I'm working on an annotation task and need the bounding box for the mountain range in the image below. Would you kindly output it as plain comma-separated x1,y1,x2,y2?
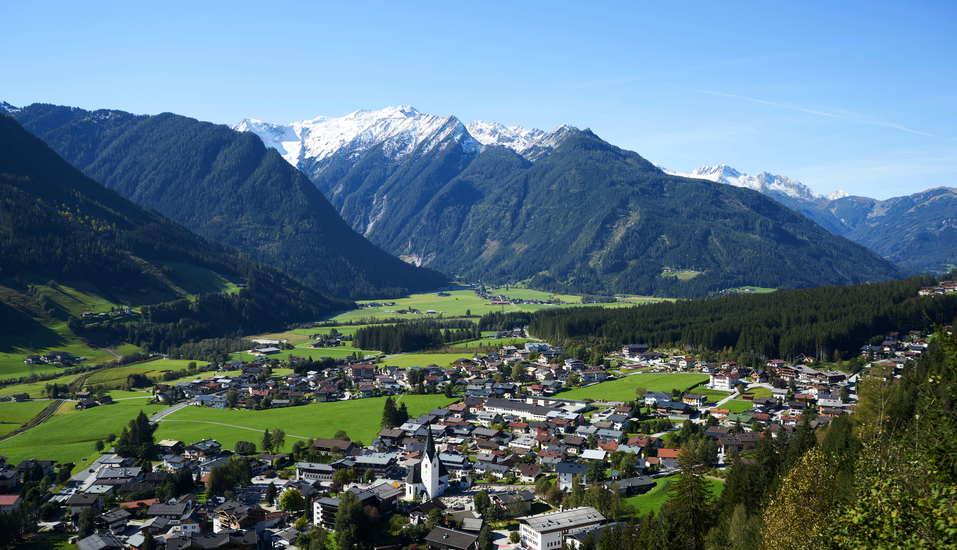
234,106,908,297
8,103,447,300
662,164,957,273
0,113,351,349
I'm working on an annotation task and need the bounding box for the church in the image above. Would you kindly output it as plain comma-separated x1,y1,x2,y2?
405,427,448,500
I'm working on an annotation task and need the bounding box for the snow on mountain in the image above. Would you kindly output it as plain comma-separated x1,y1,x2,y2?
0,101,19,115
235,106,482,171
658,163,845,203
236,106,578,173
466,121,575,161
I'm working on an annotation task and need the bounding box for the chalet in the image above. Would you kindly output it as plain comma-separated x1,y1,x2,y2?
425,527,479,550
622,344,650,357
718,433,762,454
682,394,706,407
657,448,680,469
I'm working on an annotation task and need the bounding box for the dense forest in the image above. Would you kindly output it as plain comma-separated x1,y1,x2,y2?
12,104,447,300
475,275,957,360
0,114,351,350
352,320,482,354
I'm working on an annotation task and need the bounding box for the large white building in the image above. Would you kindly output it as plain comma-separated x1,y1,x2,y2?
405,428,447,500
518,507,606,550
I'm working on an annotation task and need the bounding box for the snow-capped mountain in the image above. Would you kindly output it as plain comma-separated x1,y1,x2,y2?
465,121,575,161
235,106,482,172
0,101,19,115
235,106,577,173
659,164,848,203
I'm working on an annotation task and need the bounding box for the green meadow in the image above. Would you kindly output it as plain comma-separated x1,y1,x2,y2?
0,397,164,472
624,476,724,515
561,373,710,402
155,394,456,452
0,400,52,437
379,353,477,370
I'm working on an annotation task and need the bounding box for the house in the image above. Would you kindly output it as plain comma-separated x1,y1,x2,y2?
76,399,99,411
425,527,479,550
717,433,763,454
67,493,103,516
657,448,681,469
76,534,124,550
555,461,588,491
517,464,542,483
518,507,605,550
94,508,132,531
296,462,335,482
0,495,20,513
682,394,706,408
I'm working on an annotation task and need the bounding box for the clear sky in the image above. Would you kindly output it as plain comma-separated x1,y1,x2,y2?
3,0,954,199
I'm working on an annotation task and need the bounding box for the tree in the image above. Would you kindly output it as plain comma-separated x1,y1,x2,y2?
264,482,277,504
95,440,105,452
381,397,400,428
634,386,648,401
272,428,286,453
279,489,305,512
335,490,365,550
77,507,96,537
426,508,444,529
478,525,494,550
664,448,713,550
334,430,350,441
762,447,837,549
226,389,238,408
143,532,157,550
511,363,525,383
586,461,606,483
363,468,376,483
510,531,520,544
262,429,273,455
114,410,158,462
235,441,257,455
474,491,491,516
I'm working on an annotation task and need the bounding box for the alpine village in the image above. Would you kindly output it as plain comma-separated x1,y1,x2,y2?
1,97,956,550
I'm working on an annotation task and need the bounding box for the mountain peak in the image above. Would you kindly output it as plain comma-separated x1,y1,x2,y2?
660,163,838,202
0,101,19,115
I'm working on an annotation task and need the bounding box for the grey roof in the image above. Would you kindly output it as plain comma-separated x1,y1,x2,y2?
519,506,605,532
77,534,124,550
425,527,478,550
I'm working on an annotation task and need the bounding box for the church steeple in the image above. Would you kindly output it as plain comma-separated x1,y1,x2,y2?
425,424,437,462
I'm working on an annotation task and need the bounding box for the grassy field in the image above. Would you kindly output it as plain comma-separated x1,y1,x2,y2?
661,270,702,280
379,353,478,370
719,400,756,414
0,400,51,437
743,387,773,398
0,373,86,399
724,287,776,294
326,287,666,324
85,362,176,388
561,374,710,402
156,394,456,452
0,397,164,472
449,338,533,348
624,476,725,516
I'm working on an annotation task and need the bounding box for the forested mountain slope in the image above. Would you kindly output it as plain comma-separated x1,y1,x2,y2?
0,114,351,348
11,104,447,299
237,106,909,297
310,128,908,297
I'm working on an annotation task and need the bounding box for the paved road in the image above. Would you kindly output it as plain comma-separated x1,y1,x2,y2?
149,401,189,423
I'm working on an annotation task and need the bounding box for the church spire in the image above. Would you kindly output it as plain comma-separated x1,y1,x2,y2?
425,423,437,461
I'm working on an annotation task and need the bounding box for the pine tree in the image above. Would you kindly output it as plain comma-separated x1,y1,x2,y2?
262,429,273,455
664,449,713,550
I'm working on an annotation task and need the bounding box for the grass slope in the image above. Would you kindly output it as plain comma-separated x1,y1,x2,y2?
0,398,164,472
561,374,709,402
624,475,725,516
155,395,456,452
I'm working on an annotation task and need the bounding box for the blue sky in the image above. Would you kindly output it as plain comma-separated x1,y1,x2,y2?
3,0,954,199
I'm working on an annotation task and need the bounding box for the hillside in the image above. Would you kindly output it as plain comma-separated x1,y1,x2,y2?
237,108,909,297
662,163,957,273
10,103,448,300
0,114,352,370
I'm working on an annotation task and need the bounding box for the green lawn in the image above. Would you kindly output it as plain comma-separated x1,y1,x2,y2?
561,374,710,402
624,476,724,516
380,353,477,370
450,338,533,348
743,387,772,398
718,400,756,414
155,394,456,452
691,387,735,400
0,397,164,472
0,400,51,436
